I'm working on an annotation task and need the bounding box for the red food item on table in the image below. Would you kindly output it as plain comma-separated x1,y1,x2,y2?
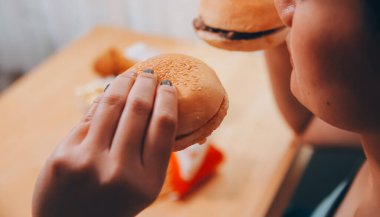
165,143,224,199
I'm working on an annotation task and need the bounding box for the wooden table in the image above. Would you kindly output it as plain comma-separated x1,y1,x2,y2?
0,26,298,217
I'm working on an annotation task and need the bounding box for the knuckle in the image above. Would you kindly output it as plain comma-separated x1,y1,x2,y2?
46,148,103,185
92,96,102,104
138,73,155,80
75,154,95,172
160,86,176,97
66,124,88,142
100,94,125,108
157,113,177,130
80,96,102,124
48,152,75,177
82,112,95,123
73,148,102,172
51,150,95,176
129,98,152,115
117,72,136,80
101,162,125,185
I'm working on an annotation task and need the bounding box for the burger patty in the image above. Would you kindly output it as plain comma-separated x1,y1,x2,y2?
193,17,283,40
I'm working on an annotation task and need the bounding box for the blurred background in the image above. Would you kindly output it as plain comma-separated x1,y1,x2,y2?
0,0,200,91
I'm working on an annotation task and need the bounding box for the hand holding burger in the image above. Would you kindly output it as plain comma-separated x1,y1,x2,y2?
32,54,228,217
128,54,228,151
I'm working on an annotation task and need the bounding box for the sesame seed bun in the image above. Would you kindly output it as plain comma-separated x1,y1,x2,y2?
128,53,228,151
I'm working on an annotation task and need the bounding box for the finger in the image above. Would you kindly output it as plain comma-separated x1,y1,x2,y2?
85,71,136,149
81,96,102,124
111,70,158,165
143,81,177,176
61,96,102,147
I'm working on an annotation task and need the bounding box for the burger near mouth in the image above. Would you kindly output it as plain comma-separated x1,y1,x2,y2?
193,17,284,40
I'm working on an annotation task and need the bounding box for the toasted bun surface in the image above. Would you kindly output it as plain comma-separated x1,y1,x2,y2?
200,0,283,32
128,54,228,151
195,0,287,51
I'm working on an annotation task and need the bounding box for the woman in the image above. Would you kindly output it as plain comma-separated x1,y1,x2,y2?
273,0,380,216
32,0,380,216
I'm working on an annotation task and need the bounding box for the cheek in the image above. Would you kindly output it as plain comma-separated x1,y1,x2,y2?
289,22,324,113
288,4,373,131
288,0,380,133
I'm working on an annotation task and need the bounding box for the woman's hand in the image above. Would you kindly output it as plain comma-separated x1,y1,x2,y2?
32,70,178,217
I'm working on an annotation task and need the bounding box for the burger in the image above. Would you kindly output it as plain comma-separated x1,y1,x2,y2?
128,53,228,151
193,0,288,51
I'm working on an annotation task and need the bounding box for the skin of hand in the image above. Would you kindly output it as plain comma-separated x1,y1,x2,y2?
32,70,178,217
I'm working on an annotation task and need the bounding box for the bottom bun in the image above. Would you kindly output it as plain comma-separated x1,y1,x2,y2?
195,27,289,51
174,96,228,151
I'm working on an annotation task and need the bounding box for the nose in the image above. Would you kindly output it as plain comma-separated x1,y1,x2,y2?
274,0,296,27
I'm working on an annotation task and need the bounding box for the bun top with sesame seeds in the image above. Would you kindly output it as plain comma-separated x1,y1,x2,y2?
128,53,228,151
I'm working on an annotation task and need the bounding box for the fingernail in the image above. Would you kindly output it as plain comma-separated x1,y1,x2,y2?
143,68,154,74
160,80,172,86
104,83,110,92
